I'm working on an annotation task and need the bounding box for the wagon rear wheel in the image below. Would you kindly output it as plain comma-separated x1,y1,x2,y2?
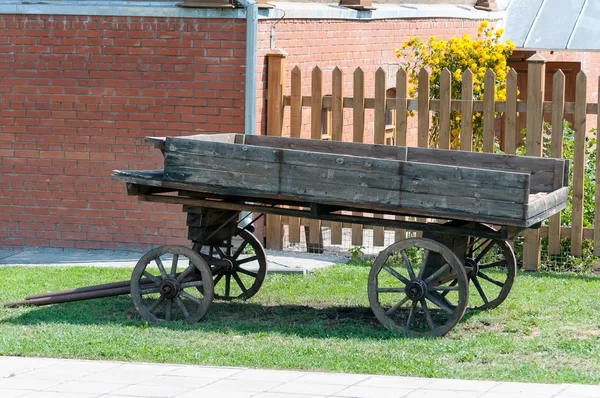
368,238,469,337
130,245,214,324
193,228,267,301
425,222,517,310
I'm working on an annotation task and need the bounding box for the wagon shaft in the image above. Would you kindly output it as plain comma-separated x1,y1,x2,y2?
4,279,154,308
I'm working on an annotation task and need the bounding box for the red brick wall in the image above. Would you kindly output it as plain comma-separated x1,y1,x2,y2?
255,18,490,146
0,14,246,249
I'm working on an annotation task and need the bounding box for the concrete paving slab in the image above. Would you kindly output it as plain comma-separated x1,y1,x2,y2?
0,248,345,275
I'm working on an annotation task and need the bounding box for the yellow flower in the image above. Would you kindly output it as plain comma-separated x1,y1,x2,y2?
480,20,489,29
495,28,504,38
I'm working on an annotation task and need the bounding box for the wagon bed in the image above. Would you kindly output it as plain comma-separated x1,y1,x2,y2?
113,133,569,231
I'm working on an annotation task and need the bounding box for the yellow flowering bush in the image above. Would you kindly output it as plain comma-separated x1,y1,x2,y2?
395,20,516,150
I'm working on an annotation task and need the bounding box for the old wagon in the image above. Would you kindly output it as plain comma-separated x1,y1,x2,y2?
7,134,569,336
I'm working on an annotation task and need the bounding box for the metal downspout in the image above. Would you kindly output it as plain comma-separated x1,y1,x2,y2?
237,0,258,135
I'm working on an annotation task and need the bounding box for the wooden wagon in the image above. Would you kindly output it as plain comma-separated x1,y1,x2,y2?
7,134,569,336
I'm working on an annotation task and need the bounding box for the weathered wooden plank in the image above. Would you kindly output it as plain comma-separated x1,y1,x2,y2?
524,189,570,227
311,67,323,140
418,68,430,148
407,147,562,192
526,187,569,218
396,68,408,147
461,69,474,152
439,68,451,150
290,66,303,138
353,67,365,144
483,69,496,153
548,70,565,255
244,135,407,160
504,69,518,155
571,71,587,256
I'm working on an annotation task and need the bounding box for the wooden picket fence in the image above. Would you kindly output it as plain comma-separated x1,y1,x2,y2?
265,51,600,270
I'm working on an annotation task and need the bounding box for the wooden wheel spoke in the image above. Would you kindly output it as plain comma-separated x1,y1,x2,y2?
237,267,258,278
232,272,248,295
174,297,190,318
385,296,410,316
401,250,416,279
405,301,417,331
148,295,165,313
180,290,202,305
377,287,405,293
421,299,435,331
214,246,227,259
433,285,459,292
479,260,506,269
237,256,258,266
225,274,231,297
180,280,204,289
418,250,430,278
140,287,160,295
176,265,195,282
441,279,458,297
155,257,168,279
142,271,162,285
472,276,489,305
426,292,455,314
475,240,495,263
383,265,410,285
472,238,489,255
213,273,224,286
170,255,179,277
232,240,249,260
477,271,505,288
165,299,172,321
424,263,450,284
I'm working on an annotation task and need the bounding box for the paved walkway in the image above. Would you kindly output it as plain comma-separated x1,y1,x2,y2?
1,356,599,398
1,248,600,397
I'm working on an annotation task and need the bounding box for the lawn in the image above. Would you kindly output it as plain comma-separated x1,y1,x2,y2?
1,264,600,384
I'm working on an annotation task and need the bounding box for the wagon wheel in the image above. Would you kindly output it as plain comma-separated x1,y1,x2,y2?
368,238,469,337
425,222,517,310
130,245,214,324
193,228,267,301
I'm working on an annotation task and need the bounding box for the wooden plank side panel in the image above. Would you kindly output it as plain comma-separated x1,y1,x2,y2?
571,71,587,256
548,70,565,255
460,69,474,152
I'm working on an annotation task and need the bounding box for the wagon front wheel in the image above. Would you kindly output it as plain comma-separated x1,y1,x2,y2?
130,245,214,324
368,238,469,337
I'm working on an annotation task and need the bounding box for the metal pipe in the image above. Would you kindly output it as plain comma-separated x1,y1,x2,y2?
236,0,258,135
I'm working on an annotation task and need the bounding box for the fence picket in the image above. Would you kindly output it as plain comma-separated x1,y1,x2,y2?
309,66,324,250
483,69,496,153
287,66,303,244
330,67,344,245
460,69,474,151
373,68,386,246
504,68,518,154
596,77,600,255
352,67,365,246
439,68,452,149
548,70,565,255
571,71,587,256
395,68,408,242
418,68,430,148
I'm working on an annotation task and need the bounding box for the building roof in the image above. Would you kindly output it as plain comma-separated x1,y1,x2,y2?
505,0,600,51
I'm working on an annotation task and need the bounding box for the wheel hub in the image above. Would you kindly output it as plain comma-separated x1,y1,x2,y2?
465,258,479,278
159,278,180,299
405,279,428,301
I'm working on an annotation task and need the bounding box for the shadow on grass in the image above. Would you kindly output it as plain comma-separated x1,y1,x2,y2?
517,270,600,282
0,296,477,340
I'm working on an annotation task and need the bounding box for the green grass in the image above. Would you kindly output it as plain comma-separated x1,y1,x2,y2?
1,264,600,384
